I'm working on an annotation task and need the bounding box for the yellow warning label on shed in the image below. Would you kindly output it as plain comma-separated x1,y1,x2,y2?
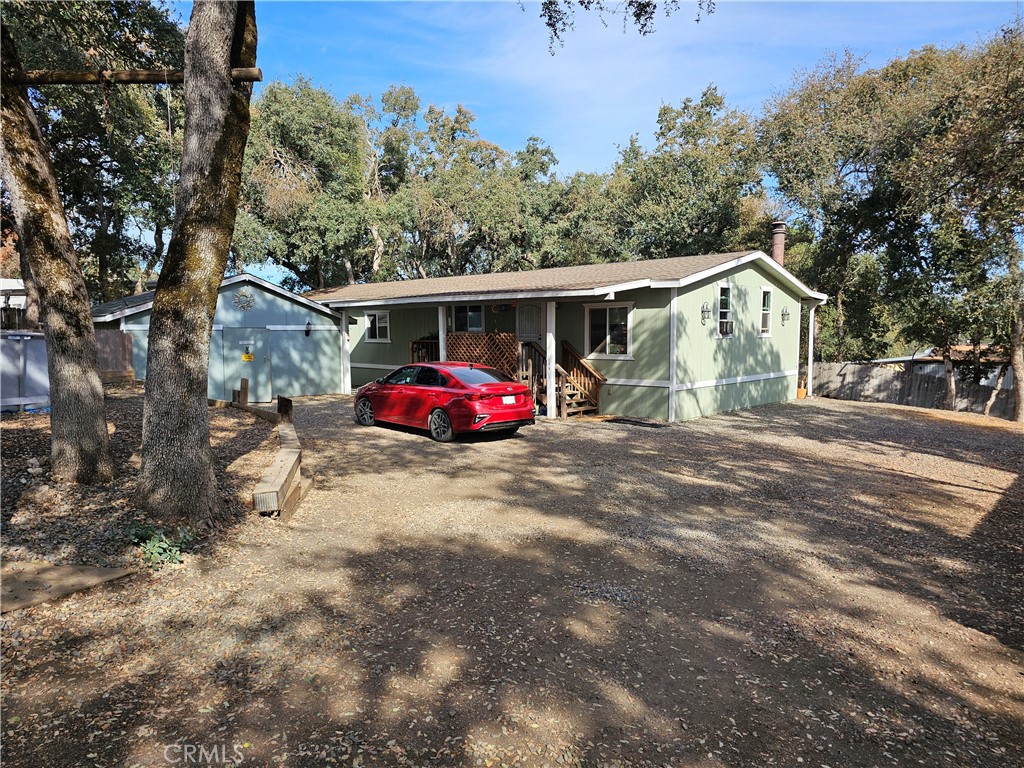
241,353,254,362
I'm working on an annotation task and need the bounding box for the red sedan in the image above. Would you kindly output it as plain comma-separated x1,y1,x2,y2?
354,362,535,442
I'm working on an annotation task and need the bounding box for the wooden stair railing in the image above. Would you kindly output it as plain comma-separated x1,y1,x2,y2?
560,341,605,410
553,364,600,418
518,340,604,418
518,340,547,407
410,339,440,363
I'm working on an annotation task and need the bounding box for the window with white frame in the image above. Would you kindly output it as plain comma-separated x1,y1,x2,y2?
453,305,484,333
585,302,632,358
760,288,773,336
717,285,734,338
366,310,390,342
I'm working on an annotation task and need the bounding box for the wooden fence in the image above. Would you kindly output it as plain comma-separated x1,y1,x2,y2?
95,329,134,383
445,332,520,378
813,361,1015,420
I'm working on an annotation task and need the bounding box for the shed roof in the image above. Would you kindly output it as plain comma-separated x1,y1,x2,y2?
91,273,340,323
309,251,827,308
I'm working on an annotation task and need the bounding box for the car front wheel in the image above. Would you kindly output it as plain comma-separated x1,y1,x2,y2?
428,408,455,442
355,398,375,426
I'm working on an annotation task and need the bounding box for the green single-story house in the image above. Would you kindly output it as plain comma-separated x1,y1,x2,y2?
91,274,345,402
309,245,828,421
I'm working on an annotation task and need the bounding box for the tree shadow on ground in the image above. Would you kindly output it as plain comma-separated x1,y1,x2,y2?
0,384,275,569
2,395,1022,767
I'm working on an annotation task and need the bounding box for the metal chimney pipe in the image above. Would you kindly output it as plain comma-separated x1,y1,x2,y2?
771,221,787,267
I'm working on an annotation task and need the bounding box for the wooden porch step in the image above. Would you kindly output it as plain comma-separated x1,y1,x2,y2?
565,404,599,415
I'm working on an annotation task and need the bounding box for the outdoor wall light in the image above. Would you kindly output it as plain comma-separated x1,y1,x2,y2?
781,306,791,326
700,301,712,325
304,320,312,336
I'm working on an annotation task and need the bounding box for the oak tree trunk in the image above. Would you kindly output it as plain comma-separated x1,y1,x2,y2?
941,346,957,410
1009,311,1024,423
139,1,257,527
16,237,40,326
0,27,113,484
983,363,1007,417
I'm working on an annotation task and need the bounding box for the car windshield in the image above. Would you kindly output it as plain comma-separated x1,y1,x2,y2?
451,366,514,385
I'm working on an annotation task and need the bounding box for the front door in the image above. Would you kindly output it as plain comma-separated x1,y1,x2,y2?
516,303,544,343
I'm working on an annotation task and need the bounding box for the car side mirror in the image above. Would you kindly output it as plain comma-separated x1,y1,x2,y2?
374,377,383,384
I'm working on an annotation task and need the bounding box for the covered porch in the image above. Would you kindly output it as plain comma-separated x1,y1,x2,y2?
409,318,604,418
334,297,604,419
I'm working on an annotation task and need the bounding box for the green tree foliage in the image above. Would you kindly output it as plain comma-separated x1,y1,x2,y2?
239,84,574,287
233,77,364,290
610,86,764,260
238,80,773,288
761,23,1023,418
1,0,184,301
760,51,897,361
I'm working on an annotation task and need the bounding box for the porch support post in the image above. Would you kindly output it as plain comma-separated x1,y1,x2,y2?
437,306,447,361
668,288,678,421
545,300,557,419
806,301,818,397
340,310,351,394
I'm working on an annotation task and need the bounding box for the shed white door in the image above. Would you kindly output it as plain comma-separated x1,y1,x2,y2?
516,304,544,343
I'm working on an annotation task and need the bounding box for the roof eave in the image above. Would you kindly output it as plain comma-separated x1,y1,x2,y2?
320,252,828,309
92,273,342,323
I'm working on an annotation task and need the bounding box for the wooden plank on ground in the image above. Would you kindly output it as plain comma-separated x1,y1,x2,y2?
278,421,301,453
279,473,313,523
207,399,280,423
252,448,301,513
1,562,134,613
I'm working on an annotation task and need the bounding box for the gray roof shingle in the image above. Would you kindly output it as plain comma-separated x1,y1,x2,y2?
309,251,760,304
91,290,156,319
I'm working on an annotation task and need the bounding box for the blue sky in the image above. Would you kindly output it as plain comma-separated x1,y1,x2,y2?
189,1,1021,176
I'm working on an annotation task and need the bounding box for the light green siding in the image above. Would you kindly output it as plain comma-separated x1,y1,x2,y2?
549,264,802,421
342,263,806,420
600,384,670,420
349,306,438,386
671,262,802,420
348,302,519,387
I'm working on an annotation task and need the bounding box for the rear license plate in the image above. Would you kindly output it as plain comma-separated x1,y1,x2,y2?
502,395,516,405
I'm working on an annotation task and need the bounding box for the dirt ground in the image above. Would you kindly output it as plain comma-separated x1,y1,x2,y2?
1,391,1022,767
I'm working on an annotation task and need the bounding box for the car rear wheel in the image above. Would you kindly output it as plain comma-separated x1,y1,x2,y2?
428,408,454,442
355,398,375,426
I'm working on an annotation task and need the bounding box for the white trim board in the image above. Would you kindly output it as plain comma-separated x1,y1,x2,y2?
1,396,50,407
350,363,400,371
601,369,797,392
265,325,340,331
673,369,797,392
603,378,671,388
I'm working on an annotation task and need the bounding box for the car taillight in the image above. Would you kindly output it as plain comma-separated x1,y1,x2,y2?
465,393,493,401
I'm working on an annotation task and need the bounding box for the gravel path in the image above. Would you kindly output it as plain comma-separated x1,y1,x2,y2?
2,393,1022,767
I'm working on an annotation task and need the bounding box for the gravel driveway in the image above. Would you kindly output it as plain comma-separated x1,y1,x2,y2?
2,395,1022,767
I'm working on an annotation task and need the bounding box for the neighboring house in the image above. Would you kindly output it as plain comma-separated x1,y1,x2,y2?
0,278,30,330
310,247,828,421
91,274,345,402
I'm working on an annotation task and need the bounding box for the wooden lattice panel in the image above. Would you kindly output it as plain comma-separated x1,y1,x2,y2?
447,332,520,378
